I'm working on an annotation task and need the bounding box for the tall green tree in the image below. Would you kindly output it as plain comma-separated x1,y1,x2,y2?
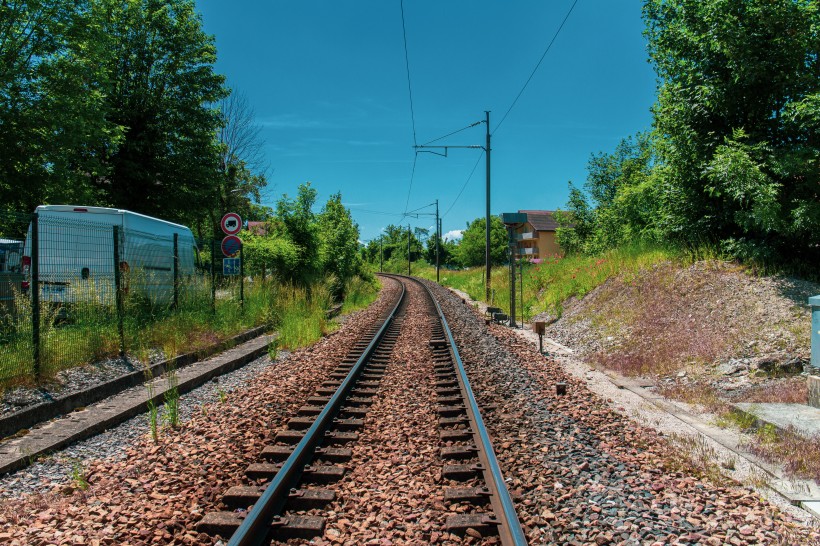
0,0,119,213
456,216,507,267
644,0,820,264
274,182,319,280
318,192,362,296
95,0,227,225
556,133,660,254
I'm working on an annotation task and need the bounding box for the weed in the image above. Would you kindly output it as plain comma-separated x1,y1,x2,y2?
216,383,228,404
267,339,279,361
163,365,179,429
144,368,159,442
69,459,89,490
717,409,759,431
665,433,731,485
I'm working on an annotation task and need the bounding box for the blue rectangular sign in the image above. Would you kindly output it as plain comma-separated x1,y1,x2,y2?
223,257,241,276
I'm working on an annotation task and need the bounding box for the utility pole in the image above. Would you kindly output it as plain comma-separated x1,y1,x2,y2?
407,224,411,276
412,113,491,299
520,260,524,328
439,218,443,278
484,110,491,302
435,199,440,283
379,236,383,273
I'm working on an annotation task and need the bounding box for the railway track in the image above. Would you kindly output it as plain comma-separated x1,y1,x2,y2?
197,274,527,545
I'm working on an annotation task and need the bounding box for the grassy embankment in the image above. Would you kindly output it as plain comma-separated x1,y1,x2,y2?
0,275,380,389
405,243,681,322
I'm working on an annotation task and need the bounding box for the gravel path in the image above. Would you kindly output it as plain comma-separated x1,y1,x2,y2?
425,278,820,545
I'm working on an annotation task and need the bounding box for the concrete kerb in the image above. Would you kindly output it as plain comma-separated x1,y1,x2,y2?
443,285,820,522
0,332,275,476
0,324,270,440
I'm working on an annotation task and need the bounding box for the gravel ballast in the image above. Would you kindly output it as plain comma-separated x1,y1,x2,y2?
1,275,818,545
0,280,401,545
424,278,820,545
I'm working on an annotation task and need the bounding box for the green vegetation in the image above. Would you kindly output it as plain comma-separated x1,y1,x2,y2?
412,243,680,320
163,365,180,429
557,0,820,274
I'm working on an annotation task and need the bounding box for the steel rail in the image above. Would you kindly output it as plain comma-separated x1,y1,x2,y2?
393,274,528,546
227,277,406,546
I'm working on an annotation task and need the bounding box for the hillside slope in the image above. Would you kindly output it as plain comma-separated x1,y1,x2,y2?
544,260,819,405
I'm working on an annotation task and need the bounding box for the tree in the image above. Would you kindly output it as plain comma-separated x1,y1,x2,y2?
209,86,269,236
644,0,820,265
0,0,119,213
456,216,507,267
274,182,319,280
95,0,227,226
556,133,660,254
318,192,362,296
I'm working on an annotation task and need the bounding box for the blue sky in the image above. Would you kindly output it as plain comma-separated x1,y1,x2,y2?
196,1,657,242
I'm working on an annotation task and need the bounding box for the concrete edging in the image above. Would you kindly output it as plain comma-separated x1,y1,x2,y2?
0,324,269,440
0,333,274,476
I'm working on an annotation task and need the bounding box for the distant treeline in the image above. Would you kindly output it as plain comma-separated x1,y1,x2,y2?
556,0,820,273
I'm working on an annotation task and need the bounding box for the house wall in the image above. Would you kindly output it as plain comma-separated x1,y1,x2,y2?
513,222,562,259
536,231,561,257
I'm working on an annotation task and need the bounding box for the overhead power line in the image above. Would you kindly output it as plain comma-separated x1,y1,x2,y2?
422,121,483,146
400,0,419,216
493,0,580,135
403,153,418,216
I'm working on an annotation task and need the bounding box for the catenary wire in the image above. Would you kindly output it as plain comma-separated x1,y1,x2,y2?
400,0,419,216
421,121,483,146
493,0,580,135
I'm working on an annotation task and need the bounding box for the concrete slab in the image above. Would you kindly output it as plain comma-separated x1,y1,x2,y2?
0,334,274,476
803,501,820,521
734,402,820,438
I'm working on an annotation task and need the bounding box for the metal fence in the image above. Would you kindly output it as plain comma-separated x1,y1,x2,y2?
0,211,244,385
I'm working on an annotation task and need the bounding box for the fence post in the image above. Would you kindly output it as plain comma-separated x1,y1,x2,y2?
239,242,244,308
113,226,125,358
172,233,179,310
31,213,40,378
210,239,216,313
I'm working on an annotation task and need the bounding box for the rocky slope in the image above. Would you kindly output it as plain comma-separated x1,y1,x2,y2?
543,260,820,405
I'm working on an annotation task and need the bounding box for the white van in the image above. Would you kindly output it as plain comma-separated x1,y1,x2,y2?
22,206,198,306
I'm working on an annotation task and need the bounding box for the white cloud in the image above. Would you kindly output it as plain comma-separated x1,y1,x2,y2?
443,229,463,241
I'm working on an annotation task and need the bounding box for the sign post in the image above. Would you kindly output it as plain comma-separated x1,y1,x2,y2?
220,211,242,277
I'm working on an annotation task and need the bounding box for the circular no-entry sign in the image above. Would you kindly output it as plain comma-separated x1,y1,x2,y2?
221,212,242,235
221,235,242,258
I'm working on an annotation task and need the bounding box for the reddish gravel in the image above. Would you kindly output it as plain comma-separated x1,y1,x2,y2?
423,278,820,546
301,277,492,545
3,274,819,546
0,279,402,546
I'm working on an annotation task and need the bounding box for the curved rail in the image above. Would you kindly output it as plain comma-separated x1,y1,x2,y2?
227,278,406,546
386,274,528,546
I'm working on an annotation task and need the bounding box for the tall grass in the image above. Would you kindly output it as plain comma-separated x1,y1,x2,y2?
0,273,377,389
272,281,332,349
341,275,380,314
414,242,682,320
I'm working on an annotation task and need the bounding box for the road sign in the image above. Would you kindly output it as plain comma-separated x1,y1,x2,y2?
221,235,242,257
223,258,241,276
221,212,242,235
